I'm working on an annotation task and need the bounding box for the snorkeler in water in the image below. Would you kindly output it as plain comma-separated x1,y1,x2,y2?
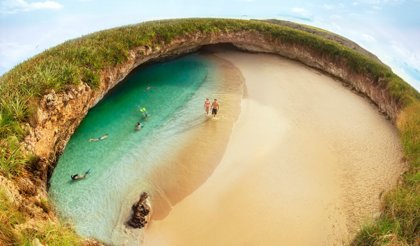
71,169,91,181
89,134,109,142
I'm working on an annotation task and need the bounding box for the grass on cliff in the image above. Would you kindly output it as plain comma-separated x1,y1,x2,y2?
18,221,81,246
0,188,81,245
0,18,419,245
352,102,420,246
352,174,419,246
0,188,25,244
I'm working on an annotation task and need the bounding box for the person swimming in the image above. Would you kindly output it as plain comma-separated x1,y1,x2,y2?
135,122,144,131
139,107,149,119
89,134,109,142
71,169,91,181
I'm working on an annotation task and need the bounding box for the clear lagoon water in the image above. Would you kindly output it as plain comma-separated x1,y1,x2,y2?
49,54,221,243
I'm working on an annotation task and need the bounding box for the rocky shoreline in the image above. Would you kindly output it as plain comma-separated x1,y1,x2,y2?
127,192,151,229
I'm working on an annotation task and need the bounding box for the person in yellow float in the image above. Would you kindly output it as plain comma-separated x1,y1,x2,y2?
139,107,149,119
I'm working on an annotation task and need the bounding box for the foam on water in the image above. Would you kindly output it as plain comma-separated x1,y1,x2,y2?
49,54,221,243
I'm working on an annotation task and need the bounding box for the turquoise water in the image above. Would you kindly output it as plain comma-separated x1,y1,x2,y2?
49,54,219,243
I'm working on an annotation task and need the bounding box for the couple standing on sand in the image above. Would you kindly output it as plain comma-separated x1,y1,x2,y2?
204,98,219,117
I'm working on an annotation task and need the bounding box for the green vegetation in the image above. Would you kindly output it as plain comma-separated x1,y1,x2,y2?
0,18,418,245
0,188,81,245
261,19,381,61
0,188,25,244
18,221,81,246
352,103,419,245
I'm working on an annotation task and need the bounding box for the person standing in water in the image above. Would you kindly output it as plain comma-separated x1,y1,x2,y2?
204,98,211,115
211,99,219,118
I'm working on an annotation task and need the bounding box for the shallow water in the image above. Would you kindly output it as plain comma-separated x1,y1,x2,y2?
49,54,242,243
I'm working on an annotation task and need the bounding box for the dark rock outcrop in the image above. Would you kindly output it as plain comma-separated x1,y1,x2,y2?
127,192,151,229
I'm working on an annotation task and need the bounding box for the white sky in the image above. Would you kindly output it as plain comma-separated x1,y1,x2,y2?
1,0,419,91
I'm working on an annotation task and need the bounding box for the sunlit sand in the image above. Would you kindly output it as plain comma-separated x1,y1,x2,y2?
143,50,404,245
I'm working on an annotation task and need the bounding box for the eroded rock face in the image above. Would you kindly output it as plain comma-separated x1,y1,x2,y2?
127,192,151,229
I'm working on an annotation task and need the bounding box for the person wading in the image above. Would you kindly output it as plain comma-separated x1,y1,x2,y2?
211,99,220,118
204,98,211,115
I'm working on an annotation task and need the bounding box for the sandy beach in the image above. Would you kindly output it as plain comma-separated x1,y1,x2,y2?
143,50,404,245
104,53,246,244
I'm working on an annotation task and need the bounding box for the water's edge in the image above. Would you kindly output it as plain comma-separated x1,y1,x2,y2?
49,52,245,244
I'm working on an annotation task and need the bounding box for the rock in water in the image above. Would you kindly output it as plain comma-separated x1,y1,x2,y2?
127,192,151,229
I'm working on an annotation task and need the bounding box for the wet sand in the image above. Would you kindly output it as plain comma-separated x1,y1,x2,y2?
143,50,404,245
144,54,245,220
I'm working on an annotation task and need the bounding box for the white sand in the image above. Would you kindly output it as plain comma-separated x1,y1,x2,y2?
143,50,404,245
